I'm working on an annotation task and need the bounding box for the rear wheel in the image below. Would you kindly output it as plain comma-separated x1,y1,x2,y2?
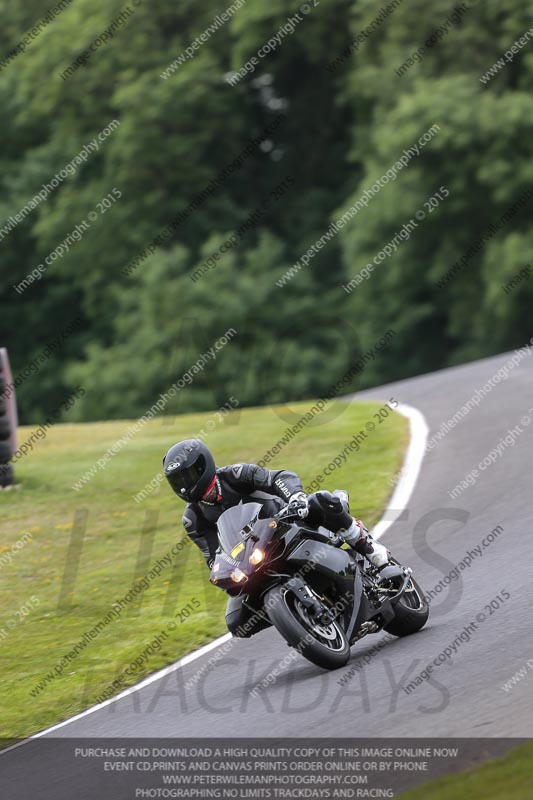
383,575,429,637
265,584,350,670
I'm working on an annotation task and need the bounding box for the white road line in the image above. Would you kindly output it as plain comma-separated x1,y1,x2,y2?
3,401,428,751
371,402,429,541
1,634,232,753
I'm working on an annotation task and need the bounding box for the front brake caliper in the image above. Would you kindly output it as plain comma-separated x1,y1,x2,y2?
287,577,327,618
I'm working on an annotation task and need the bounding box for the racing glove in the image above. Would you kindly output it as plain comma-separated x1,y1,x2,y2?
287,491,309,518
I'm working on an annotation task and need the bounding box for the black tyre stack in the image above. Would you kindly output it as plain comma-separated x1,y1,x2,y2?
0,366,14,487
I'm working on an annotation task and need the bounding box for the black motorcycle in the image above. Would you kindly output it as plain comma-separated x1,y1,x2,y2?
210,500,429,670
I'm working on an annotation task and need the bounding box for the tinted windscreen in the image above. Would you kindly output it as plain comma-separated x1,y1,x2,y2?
217,502,263,555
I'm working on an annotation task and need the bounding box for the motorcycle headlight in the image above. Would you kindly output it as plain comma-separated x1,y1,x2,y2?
249,548,265,565
231,568,247,583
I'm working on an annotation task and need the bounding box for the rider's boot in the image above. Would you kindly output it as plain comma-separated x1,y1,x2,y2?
338,518,391,569
309,490,392,569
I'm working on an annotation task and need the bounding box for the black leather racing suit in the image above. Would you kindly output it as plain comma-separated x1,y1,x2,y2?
182,463,304,637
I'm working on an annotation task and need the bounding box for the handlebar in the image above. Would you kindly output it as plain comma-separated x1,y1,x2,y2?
275,505,301,521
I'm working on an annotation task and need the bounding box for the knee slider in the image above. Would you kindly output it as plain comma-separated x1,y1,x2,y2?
309,491,352,532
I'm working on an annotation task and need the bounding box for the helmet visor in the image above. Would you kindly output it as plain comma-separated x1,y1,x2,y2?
166,454,207,497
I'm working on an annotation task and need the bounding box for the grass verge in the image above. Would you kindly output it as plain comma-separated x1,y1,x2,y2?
399,742,533,799
0,399,407,740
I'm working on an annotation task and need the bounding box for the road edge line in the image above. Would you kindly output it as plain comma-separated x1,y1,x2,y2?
371,402,428,541
3,401,428,749
1,634,232,752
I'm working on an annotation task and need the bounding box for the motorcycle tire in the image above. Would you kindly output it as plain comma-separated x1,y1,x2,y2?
383,575,429,637
265,584,350,671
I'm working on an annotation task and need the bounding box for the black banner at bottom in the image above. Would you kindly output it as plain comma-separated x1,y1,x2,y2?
0,738,526,800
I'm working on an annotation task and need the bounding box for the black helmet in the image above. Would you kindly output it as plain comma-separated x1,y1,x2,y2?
163,439,216,502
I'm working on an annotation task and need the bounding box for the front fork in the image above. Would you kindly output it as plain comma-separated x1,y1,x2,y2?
284,576,335,625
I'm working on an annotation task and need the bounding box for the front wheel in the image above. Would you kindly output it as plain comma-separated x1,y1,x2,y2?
265,584,350,670
383,575,429,637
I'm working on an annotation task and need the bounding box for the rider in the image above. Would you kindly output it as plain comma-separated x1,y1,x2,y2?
163,439,392,636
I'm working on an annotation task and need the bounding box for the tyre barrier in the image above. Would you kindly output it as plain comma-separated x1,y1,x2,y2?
0,349,17,487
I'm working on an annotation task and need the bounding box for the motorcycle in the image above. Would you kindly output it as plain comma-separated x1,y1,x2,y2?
210,499,429,670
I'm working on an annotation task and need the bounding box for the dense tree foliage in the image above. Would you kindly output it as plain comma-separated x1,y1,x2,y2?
0,0,531,422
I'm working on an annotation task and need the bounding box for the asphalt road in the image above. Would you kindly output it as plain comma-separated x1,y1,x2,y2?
47,348,533,739
2,350,533,796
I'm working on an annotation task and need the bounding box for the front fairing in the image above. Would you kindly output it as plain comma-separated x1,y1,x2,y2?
210,503,281,591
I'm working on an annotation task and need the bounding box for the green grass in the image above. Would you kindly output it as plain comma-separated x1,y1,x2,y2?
0,399,407,740
399,742,533,799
